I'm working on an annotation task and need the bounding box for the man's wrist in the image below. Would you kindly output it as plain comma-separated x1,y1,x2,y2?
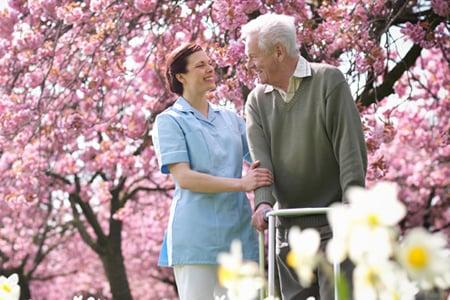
255,202,272,211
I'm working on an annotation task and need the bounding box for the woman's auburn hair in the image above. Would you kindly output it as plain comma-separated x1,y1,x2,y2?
165,43,203,95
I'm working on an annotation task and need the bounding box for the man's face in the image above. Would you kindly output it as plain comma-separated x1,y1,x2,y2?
245,35,278,85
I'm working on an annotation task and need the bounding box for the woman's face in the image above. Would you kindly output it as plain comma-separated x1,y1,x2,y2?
177,50,216,94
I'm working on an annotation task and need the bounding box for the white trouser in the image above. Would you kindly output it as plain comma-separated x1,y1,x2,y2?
174,264,228,300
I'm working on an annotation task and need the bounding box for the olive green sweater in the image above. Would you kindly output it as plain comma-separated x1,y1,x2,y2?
245,63,367,228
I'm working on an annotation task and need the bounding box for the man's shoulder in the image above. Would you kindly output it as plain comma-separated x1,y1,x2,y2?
247,84,271,103
310,62,345,81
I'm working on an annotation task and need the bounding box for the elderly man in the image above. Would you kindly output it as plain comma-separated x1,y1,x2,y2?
241,13,367,300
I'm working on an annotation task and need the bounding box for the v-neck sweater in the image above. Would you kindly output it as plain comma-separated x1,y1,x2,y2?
245,63,367,228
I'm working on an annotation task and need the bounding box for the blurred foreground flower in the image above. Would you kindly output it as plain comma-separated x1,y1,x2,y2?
353,260,417,300
286,181,449,300
287,227,321,287
397,227,450,290
326,181,406,264
217,240,264,300
0,274,20,300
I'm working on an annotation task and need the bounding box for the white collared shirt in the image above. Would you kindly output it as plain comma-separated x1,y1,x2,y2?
264,55,312,103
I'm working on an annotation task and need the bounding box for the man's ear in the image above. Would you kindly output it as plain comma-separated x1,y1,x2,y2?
274,43,286,62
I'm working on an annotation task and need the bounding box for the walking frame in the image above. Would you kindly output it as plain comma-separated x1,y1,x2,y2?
258,208,340,300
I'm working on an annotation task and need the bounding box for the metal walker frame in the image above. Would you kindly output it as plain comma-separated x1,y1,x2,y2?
258,208,339,300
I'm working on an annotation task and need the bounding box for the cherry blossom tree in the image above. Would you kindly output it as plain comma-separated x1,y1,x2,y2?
0,0,448,298
0,197,77,299
363,48,449,234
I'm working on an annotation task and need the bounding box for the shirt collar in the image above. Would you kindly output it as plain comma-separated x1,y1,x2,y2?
173,97,219,122
173,97,194,112
173,97,220,112
264,55,311,93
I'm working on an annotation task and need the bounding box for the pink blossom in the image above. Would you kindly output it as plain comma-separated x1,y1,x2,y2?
12,23,44,50
212,0,250,31
89,0,109,12
134,0,156,13
123,111,147,139
400,22,436,49
0,152,17,172
7,0,26,12
27,0,57,17
56,3,86,25
431,0,450,17
24,69,44,88
0,8,18,39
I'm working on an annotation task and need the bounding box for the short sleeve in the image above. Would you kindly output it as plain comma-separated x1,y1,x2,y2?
152,113,189,174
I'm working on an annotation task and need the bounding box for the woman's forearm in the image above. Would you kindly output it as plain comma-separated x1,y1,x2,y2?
178,169,243,193
169,163,243,193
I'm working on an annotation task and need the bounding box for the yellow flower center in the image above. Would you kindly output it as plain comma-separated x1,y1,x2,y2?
1,283,11,293
391,292,400,300
218,266,237,285
407,246,428,269
367,214,379,227
286,251,298,268
364,268,379,286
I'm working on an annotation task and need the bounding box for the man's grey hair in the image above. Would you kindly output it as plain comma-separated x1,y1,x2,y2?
241,13,298,57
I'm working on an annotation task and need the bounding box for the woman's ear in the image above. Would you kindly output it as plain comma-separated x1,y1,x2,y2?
175,73,185,84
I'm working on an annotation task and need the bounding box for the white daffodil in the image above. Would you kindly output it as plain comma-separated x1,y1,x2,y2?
0,274,20,300
326,203,352,264
354,261,417,300
347,225,396,264
378,263,418,300
347,182,406,229
327,182,406,264
287,227,321,287
353,261,384,300
217,240,264,300
396,227,450,290
346,181,406,228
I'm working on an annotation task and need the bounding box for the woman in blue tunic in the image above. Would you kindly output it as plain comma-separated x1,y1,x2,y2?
152,43,273,299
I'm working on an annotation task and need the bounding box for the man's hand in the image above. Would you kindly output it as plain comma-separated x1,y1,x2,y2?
251,203,272,232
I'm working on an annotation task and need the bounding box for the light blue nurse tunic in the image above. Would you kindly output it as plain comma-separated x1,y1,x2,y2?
152,97,259,266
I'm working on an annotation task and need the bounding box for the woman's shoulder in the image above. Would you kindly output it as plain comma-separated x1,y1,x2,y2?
155,104,186,122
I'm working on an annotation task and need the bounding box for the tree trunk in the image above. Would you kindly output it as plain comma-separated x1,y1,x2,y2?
19,276,31,300
100,246,133,300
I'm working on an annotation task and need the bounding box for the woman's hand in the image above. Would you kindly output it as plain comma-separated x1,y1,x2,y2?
240,167,273,192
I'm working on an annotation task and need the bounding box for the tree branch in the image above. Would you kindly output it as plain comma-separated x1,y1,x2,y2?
357,12,444,106
31,269,79,282
45,171,71,185
72,176,108,246
68,193,100,253
357,43,422,106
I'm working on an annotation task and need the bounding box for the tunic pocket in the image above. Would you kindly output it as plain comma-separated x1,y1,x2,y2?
184,129,211,173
